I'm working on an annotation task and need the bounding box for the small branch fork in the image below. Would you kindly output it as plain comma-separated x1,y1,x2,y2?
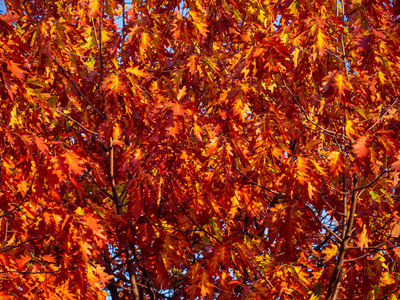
234,152,394,299
109,137,140,300
50,108,98,135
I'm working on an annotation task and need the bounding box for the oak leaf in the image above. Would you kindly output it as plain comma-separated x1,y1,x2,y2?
63,151,84,175
353,136,369,158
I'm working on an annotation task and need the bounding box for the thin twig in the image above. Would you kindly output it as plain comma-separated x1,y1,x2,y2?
233,162,284,198
50,108,98,135
0,173,35,218
179,204,223,244
59,47,99,60
278,71,348,142
2,234,59,253
304,204,343,243
247,256,274,289
367,98,399,132
52,58,106,119
354,167,395,193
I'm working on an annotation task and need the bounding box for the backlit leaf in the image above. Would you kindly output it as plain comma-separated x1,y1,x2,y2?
63,151,84,175
353,136,369,158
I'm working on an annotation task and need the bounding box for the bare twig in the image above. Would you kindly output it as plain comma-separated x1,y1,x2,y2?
367,98,399,132
50,108,98,135
354,167,395,194
2,234,59,253
59,47,99,60
304,204,343,243
247,256,274,289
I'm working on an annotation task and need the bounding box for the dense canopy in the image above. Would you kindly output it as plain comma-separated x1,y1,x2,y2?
1,0,400,299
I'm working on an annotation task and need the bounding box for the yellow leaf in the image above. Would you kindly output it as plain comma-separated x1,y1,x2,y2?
322,245,337,260
315,29,330,56
308,182,315,198
10,105,22,128
378,71,386,84
345,120,356,138
177,86,186,101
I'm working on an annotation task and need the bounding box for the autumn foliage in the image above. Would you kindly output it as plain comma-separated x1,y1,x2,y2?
1,0,400,299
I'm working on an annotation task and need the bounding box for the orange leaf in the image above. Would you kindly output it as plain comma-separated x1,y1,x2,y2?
126,66,149,78
177,86,187,101
391,221,400,238
103,73,124,96
7,61,25,80
167,122,179,137
85,213,107,240
357,224,368,250
334,73,351,95
16,255,31,268
171,103,186,116
315,29,330,56
328,151,342,176
353,136,369,158
193,123,202,141
140,32,151,50
42,254,57,264
311,159,328,177
392,155,400,171
63,151,84,175
190,11,209,38
34,136,49,155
